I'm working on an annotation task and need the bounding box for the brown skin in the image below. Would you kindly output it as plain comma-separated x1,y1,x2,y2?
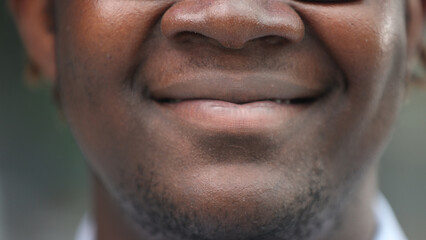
9,0,426,239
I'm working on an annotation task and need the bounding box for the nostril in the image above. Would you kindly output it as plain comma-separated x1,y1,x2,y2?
257,36,287,46
174,31,208,44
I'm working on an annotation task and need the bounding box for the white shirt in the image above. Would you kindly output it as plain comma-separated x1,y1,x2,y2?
75,195,407,240
75,213,95,240
373,195,407,240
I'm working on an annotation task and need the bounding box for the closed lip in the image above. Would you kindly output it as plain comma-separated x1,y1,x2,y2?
148,71,332,104
147,71,336,132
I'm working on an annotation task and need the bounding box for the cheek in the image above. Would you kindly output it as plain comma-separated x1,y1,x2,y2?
294,1,407,126
55,0,175,105
54,0,174,135
290,1,408,177
294,1,407,87
53,1,174,182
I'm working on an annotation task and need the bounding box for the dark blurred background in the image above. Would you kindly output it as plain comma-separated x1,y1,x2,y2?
1,2,425,240
0,3,89,240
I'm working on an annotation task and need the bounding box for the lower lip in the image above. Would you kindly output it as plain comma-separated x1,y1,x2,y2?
156,99,312,133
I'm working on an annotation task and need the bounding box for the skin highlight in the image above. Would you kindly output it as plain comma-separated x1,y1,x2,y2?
9,0,426,240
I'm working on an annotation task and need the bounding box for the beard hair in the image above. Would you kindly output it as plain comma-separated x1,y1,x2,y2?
105,162,358,240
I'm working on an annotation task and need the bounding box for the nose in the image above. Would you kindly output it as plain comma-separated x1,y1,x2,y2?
161,0,305,49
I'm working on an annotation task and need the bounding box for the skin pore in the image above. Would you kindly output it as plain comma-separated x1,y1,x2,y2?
9,0,426,239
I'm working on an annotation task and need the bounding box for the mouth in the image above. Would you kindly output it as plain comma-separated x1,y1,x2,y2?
148,72,335,133
157,97,317,105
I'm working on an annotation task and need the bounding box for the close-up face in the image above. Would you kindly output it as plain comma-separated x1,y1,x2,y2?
23,0,419,239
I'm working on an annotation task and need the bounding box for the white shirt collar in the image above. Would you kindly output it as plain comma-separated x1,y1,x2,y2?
75,213,95,240
76,194,406,240
373,194,407,240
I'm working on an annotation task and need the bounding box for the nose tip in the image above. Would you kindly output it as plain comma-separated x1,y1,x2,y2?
161,0,305,49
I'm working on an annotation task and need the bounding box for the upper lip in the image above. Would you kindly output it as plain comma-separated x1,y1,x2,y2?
148,71,332,104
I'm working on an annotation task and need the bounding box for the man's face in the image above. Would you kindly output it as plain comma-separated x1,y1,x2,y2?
53,0,407,238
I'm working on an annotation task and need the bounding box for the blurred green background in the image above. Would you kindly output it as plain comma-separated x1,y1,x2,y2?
1,2,425,240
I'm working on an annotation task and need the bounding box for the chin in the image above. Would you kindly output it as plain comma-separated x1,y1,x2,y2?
107,160,352,240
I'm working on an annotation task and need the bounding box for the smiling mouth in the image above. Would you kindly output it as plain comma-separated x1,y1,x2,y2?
152,97,323,133
147,73,333,132
156,97,318,105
